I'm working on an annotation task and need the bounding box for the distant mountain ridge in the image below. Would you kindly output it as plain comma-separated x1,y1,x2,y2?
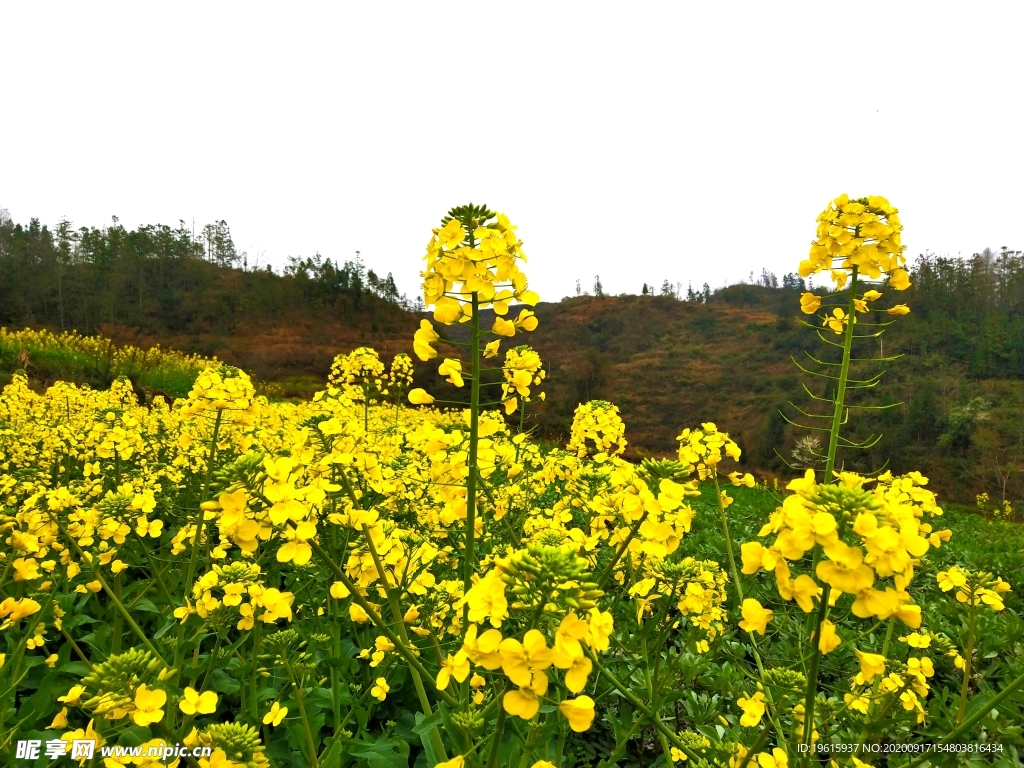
2,214,1021,504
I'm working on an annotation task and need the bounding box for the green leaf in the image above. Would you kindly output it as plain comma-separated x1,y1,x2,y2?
209,669,240,695
349,738,410,768
153,616,177,640
319,737,344,768
412,709,443,736
305,688,333,710
132,598,161,614
119,725,153,747
409,711,444,766
57,662,90,677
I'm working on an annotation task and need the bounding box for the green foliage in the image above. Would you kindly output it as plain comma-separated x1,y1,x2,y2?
3,212,1022,504
0,328,218,399
0,215,414,337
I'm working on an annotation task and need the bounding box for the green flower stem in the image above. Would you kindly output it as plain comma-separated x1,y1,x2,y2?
516,724,542,768
176,409,223,672
336,465,361,509
597,714,644,768
801,266,859,762
307,536,458,702
132,530,176,605
484,681,513,768
426,629,445,666
464,291,481,603
360,522,448,735
0,557,14,598
249,621,262,724
282,654,320,768
597,511,649,588
899,666,1024,768
800,583,831,759
111,573,123,655
641,635,674,766
334,681,375,736
554,727,568,765
648,600,675,685
58,625,94,670
823,265,859,482
956,598,978,725
238,654,246,721
856,617,895,753
736,726,772,768
585,646,701,763
330,596,342,734
124,577,154,611
197,630,226,693
711,474,744,601
47,511,167,666
712,473,787,747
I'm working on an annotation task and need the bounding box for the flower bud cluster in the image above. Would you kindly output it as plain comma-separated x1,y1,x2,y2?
568,400,627,462
181,365,257,424
194,722,269,768
388,352,414,390
501,345,546,415
328,346,386,396
675,423,742,481
496,544,604,614
629,556,728,640
936,566,1011,611
422,206,540,334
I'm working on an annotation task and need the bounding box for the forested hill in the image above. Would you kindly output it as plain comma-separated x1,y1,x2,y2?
519,252,1023,505
0,214,422,385
2,212,1022,504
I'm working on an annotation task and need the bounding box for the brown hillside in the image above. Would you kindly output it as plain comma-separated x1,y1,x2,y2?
489,296,796,462
103,294,796,460
97,291,1021,504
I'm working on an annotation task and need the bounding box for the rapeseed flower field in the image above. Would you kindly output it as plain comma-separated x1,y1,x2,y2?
0,328,220,398
0,200,1021,768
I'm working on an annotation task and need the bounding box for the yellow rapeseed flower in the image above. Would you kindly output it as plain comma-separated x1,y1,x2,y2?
179,687,218,715
370,677,389,702
263,701,288,727
739,598,773,635
737,691,766,726
131,685,166,727
816,620,842,654
408,388,435,405
558,695,596,732
799,293,821,314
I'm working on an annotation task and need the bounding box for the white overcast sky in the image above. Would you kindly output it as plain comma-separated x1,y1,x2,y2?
2,2,1022,300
